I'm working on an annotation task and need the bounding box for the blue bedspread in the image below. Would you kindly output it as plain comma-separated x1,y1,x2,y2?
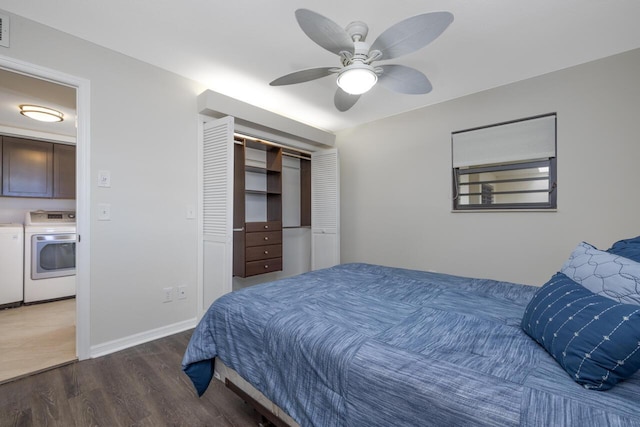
182,263,640,426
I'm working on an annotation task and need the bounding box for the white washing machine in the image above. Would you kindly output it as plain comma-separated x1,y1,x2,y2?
0,223,24,306
24,211,76,303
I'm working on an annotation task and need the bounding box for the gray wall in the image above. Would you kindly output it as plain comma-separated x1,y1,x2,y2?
336,48,640,286
2,12,204,345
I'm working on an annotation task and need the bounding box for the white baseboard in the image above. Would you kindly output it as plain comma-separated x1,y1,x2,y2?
90,317,197,358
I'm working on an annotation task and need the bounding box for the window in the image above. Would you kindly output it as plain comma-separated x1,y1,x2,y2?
452,113,557,210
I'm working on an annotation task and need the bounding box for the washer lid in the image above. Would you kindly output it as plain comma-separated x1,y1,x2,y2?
0,223,23,233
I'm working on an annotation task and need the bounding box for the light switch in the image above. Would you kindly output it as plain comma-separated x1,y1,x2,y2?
98,170,111,187
98,203,111,220
186,204,196,219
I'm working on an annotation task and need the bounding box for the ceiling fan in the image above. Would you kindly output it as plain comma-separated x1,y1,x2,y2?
270,9,454,112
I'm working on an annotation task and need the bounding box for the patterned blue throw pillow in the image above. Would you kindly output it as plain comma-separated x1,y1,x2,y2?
608,236,640,263
522,272,640,390
561,242,640,306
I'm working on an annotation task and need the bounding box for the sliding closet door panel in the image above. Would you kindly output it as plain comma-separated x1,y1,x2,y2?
311,148,339,270
202,116,234,310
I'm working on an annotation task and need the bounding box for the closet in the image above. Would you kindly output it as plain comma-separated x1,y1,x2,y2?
233,135,312,278
200,110,339,314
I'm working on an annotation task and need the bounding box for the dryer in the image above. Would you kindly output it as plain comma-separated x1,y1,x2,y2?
24,211,76,303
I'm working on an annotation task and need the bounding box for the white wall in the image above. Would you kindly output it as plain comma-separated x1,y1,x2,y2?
336,48,640,286
1,12,204,346
0,197,75,223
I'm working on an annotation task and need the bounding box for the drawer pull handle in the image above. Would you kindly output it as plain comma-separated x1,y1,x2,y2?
264,225,269,229
264,265,269,269
264,237,269,241
264,250,269,254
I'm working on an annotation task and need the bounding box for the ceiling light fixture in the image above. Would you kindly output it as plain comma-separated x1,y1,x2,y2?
336,64,378,95
19,104,64,122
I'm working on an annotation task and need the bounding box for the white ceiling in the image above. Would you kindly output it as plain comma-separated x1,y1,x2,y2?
0,68,77,139
2,0,640,133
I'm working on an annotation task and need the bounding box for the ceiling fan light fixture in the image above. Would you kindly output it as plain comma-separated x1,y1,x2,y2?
276,9,453,111
19,104,64,122
337,65,377,95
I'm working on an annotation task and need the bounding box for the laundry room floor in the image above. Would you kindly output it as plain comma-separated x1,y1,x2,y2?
0,298,76,384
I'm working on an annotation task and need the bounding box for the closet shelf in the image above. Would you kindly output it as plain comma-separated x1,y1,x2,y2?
245,165,280,174
245,189,282,195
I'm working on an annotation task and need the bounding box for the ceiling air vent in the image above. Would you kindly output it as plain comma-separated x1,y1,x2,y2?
0,13,10,48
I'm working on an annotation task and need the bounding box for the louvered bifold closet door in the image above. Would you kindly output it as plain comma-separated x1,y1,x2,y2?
202,116,234,311
311,148,340,270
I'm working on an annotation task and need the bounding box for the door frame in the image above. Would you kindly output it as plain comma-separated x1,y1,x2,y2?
0,54,91,360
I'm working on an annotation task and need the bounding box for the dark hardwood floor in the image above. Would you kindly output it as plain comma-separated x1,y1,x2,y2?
0,330,265,427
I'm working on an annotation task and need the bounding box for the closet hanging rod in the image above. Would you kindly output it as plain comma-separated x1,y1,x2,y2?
234,132,313,156
282,152,311,161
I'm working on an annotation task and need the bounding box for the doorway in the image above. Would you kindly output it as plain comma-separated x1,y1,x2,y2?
0,54,91,381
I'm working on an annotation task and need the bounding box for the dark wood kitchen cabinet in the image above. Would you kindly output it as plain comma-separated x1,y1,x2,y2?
2,136,53,197
53,143,76,198
1,135,76,199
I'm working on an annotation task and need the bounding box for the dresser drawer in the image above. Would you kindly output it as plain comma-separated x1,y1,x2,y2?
246,231,282,247
245,221,282,232
245,257,282,276
246,244,282,262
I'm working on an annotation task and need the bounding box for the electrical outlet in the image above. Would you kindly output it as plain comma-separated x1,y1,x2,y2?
163,287,173,303
178,285,187,300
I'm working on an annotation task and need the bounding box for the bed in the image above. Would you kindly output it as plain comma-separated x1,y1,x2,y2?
183,250,640,426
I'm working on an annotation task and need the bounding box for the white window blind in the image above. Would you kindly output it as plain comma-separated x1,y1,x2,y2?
452,114,556,168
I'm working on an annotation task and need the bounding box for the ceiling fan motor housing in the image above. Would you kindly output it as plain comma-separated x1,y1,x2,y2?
340,41,372,67
345,21,369,42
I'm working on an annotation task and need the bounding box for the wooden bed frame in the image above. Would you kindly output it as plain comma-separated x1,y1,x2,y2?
214,357,299,427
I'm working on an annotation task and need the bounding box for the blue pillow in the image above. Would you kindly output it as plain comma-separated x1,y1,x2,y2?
522,272,640,390
561,242,640,306
608,236,640,263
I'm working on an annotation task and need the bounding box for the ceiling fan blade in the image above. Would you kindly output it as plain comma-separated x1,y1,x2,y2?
377,64,432,94
370,12,454,60
270,67,336,86
334,88,361,112
295,9,354,56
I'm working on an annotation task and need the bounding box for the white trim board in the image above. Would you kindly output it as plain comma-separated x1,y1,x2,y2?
90,318,197,358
